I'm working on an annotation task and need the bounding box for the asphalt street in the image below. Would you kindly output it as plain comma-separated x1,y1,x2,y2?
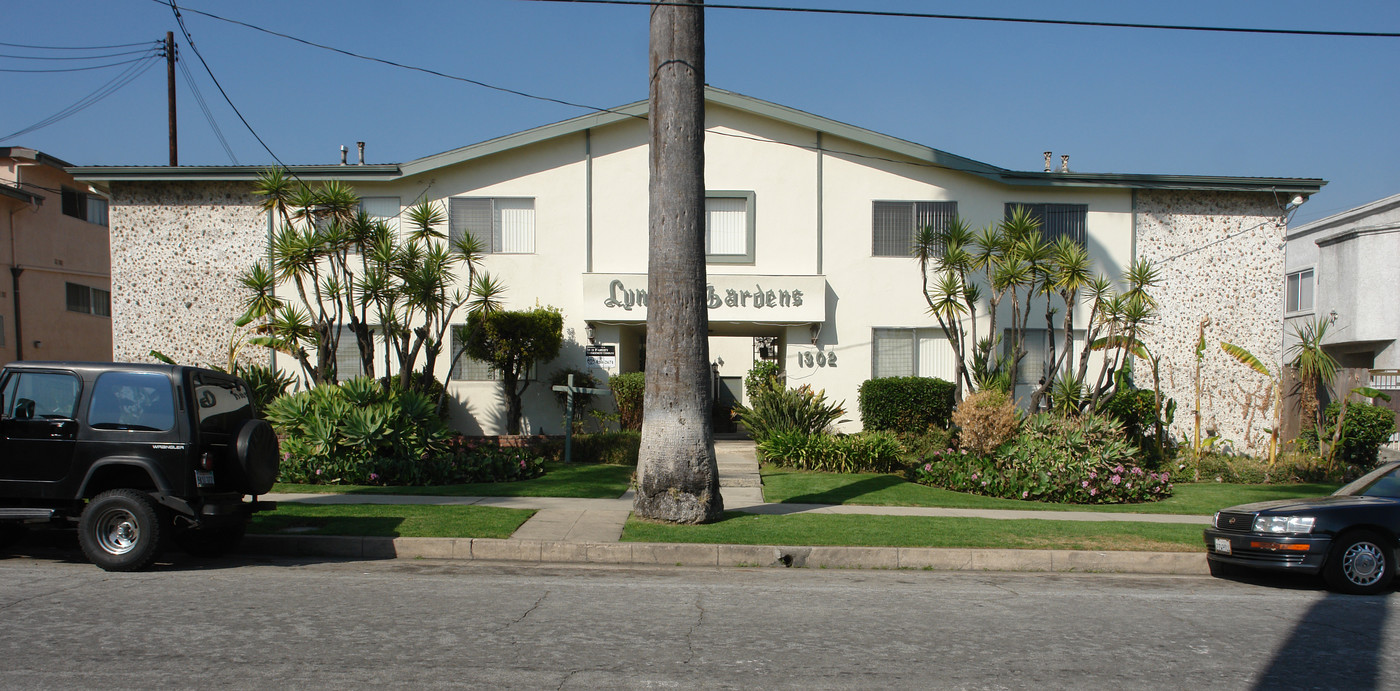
1,552,1395,689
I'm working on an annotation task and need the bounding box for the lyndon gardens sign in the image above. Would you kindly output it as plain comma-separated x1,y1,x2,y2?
581,273,826,322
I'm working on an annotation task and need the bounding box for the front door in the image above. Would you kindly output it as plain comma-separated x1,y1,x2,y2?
0,370,82,483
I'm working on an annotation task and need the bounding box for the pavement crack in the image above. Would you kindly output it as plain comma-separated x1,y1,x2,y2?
556,669,578,690
508,591,550,628
683,595,705,664
0,579,97,613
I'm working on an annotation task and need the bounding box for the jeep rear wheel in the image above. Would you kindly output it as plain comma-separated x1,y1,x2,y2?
78,489,168,572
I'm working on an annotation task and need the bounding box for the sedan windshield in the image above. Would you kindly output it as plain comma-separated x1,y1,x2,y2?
1334,463,1400,498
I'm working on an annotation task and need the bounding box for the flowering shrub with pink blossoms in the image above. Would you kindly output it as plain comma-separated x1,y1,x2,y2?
912,412,1172,504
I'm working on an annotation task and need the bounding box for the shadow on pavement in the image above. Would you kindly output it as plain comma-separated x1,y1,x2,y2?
0,526,389,572
1253,591,1390,690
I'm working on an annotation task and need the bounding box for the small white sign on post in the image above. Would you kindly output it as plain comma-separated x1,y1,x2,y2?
585,345,617,370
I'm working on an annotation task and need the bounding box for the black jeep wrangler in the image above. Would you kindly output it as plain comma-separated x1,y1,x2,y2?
0,362,279,571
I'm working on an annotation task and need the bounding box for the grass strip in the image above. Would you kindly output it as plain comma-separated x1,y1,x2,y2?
762,468,1340,516
622,512,1205,552
248,503,535,538
271,462,633,499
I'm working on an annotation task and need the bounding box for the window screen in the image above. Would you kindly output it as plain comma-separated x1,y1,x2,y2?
872,201,957,257
1005,203,1088,247
448,197,535,254
872,328,956,380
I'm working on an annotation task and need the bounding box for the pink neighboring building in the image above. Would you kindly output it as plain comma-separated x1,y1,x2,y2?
0,147,113,365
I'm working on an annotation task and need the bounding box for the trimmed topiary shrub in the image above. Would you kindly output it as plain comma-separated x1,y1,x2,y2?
858,377,955,432
608,371,645,432
950,389,1020,457
758,430,904,473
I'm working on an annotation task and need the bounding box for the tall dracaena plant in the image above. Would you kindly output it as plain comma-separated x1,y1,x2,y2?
1029,237,1093,412
997,206,1049,388
916,216,978,400
1221,341,1281,469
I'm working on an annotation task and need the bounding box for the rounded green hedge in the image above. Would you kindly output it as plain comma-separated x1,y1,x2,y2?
858,376,955,432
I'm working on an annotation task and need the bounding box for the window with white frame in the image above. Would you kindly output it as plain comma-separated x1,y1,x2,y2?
705,192,755,264
872,201,958,257
66,282,110,317
871,328,958,380
1005,203,1088,247
448,197,535,254
1286,268,1315,314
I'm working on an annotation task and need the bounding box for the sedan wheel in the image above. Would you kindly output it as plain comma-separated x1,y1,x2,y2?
1325,530,1395,595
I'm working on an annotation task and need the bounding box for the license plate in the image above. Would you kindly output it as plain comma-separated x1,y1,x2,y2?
1214,537,1232,555
195,470,216,487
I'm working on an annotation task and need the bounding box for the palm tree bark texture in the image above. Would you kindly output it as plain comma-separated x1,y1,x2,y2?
635,0,723,524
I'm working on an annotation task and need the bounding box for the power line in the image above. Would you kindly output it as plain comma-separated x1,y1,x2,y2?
1,55,161,142
0,40,158,50
147,0,647,120
520,0,1400,39
0,56,159,73
176,43,238,164
0,47,161,60
167,1,292,171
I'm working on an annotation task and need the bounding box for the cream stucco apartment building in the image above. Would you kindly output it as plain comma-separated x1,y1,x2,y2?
72,88,1322,452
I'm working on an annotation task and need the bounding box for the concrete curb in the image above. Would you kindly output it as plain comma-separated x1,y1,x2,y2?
242,535,1209,575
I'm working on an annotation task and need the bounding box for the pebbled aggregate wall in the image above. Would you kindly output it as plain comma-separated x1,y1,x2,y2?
1136,190,1287,456
108,181,266,368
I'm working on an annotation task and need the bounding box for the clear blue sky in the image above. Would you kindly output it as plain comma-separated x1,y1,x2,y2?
5,0,1397,224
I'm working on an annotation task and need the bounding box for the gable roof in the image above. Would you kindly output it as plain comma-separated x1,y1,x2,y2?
70,86,1325,195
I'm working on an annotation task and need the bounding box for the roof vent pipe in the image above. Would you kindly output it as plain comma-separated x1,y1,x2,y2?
357,142,365,165
1044,151,1053,172
340,145,348,165
1060,155,1069,173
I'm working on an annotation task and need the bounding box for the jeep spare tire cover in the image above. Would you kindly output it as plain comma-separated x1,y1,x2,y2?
232,418,279,495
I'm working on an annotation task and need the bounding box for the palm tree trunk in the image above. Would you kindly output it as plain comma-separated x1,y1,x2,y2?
635,0,722,524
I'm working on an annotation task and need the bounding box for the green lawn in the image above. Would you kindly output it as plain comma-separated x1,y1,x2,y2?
270,462,633,498
623,512,1205,552
761,467,1341,516
248,503,535,538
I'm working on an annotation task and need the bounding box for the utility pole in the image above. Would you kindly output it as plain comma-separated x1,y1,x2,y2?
165,31,177,166
634,0,722,524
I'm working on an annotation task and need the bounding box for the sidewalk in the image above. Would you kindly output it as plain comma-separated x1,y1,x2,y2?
255,438,1211,575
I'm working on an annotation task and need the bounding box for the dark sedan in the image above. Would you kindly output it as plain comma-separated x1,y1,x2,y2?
1204,461,1400,595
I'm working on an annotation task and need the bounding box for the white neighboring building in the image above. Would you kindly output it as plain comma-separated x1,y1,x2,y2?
72,88,1323,451
1285,193,1400,371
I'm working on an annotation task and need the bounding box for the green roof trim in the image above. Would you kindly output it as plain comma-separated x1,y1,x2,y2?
69,86,1325,194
